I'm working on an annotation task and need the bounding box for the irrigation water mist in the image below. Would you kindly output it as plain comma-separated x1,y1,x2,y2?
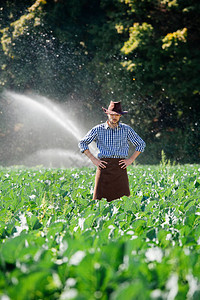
1,90,97,168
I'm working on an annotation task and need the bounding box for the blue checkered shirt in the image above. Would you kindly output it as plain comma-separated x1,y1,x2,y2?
78,122,146,159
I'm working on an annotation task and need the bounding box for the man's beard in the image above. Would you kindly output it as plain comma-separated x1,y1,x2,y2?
108,119,119,127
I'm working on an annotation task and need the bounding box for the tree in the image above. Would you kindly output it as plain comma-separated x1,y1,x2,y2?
115,0,200,162
117,0,200,111
0,0,199,163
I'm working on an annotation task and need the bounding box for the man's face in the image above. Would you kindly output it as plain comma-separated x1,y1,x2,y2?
108,113,121,124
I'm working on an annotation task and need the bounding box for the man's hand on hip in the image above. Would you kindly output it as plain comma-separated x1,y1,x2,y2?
92,157,108,169
119,151,141,169
84,150,107,169
119,158,132,169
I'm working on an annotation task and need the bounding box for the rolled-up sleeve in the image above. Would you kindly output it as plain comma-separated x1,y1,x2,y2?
127,127,146,152
78,127,97,153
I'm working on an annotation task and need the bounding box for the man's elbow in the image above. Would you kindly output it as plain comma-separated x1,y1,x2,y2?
78,141,89,153
141,141,146,152
136,141,146,152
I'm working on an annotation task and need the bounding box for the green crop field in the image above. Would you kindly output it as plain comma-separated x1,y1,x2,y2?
0,164,200,300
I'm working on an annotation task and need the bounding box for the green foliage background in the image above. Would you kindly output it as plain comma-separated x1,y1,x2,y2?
0,0,200,164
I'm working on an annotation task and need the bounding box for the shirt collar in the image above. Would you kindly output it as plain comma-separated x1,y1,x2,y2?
104,121,122,129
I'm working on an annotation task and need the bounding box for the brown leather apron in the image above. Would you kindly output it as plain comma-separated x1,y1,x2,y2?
93,158,130,202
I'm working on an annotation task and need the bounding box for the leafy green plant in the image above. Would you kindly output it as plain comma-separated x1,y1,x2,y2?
0,164,200,299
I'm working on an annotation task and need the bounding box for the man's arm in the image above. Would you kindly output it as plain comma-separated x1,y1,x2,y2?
84,149,107,168
78,127,97,154
79,127,107,169
119,151,141,169
118,126,146,169
127,126,146,153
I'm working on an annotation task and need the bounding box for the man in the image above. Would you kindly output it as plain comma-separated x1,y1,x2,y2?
78,101,146,202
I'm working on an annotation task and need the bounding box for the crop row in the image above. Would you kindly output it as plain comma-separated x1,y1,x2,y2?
0,165,200,299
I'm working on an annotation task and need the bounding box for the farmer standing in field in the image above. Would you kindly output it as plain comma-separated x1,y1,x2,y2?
78,101,146,202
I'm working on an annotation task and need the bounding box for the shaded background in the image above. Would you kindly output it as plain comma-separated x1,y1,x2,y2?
0,0,199,166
